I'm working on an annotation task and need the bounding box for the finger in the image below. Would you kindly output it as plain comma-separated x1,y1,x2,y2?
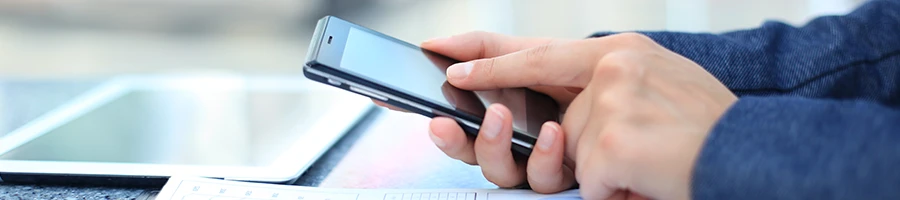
574,55,643,165
372,100,408,112
474,104,526,188
574,85,627,200
446,33,655,90
576,98,641,200
444,39,598,90
561,87,595,159
567,56,637,159
421,31,562,61
429,117,477,165
577,149,618,200
526,122,576,194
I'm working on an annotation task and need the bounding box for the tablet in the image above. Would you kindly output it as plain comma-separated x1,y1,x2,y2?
0,75,373,185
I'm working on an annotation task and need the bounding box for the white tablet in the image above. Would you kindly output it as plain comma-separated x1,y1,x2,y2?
0,75,373,185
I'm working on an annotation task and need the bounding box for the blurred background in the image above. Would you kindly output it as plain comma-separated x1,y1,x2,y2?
0,0,866,78
0,0,869,162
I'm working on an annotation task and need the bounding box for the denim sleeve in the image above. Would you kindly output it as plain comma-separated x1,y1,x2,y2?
691,96,900,199
592,0,900,106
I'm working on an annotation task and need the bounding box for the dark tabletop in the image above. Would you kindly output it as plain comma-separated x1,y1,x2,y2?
0,79,496,200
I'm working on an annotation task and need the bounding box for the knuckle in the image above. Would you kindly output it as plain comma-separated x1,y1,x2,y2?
594,51,641,80
599,51,635,67
593,61,625,79
597,129,622,152
594,57,627,80
593,90,624,111
596,126,635,162
463,31,501,58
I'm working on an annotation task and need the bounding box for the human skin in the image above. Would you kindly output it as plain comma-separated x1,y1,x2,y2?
378,31,737,200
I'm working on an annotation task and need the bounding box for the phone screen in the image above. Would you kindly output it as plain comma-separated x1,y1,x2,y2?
341,27,456,109
337,27,556,136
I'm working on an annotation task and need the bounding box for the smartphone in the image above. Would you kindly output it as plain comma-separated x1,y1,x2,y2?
304,16,559,156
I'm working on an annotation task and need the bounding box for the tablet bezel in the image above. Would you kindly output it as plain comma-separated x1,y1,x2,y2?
0,75,373,183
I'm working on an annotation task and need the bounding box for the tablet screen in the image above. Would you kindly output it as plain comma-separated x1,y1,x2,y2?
0,89,337,166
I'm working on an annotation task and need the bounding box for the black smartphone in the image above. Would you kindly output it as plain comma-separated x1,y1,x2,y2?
304,16,559,156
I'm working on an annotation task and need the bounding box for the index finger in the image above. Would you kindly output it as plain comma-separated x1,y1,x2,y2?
421,31,562,61
445,33,652,90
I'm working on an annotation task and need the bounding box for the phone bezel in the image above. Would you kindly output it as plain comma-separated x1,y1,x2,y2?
305,16,541,156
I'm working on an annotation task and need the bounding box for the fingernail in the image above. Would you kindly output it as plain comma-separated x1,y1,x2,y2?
446,62,473,80
537,122,557,151
481,106,504,139
423,36,449,44
429,129,446,148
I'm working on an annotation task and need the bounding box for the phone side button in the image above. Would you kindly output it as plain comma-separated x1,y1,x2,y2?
349,85,388,101
326,78,342,86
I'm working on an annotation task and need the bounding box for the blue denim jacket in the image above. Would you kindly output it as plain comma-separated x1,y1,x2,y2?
592,0,900,199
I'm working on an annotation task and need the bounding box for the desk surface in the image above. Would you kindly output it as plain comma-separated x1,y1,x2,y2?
0,80,496,199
